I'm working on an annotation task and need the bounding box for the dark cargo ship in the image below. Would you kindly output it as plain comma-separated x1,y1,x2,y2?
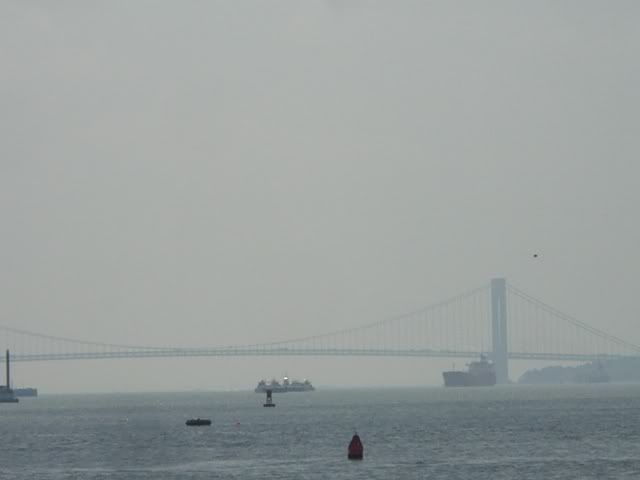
443,355,496,387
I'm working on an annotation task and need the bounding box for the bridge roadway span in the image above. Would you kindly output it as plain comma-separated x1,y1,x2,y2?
3,348,634,363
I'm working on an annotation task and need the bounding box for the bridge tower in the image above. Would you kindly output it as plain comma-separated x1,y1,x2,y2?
491,278,509,383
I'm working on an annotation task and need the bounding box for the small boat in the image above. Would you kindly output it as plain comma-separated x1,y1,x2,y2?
348,433,363,460
185,418,211,426
14,387,38,397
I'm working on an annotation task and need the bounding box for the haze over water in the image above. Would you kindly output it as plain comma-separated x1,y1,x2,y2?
3,1,640,478
1,385,639,479
3,1,640,392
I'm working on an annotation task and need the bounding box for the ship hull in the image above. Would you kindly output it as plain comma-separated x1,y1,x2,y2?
443,371,496,387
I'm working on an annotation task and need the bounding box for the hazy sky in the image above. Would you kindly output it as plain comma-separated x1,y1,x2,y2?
2,1,639,392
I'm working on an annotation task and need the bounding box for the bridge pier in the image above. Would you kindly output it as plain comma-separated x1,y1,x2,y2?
491,278,509,384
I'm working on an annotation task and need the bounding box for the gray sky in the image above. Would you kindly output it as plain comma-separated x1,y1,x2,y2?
2,1,639,392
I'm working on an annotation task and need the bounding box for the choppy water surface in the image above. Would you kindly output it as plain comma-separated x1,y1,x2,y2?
2,385,640,479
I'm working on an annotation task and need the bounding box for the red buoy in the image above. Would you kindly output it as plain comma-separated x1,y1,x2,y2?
348,433,363,460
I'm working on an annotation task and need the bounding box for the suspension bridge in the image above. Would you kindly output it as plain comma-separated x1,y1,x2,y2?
2,278,639,383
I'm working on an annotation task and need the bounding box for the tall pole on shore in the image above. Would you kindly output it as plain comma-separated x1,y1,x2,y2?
491,278,509,383
6,349,10,388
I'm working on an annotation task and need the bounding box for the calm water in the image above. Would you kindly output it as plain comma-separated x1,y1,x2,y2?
2,385,640,479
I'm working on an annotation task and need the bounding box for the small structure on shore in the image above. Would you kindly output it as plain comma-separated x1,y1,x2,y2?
0,350,19,404
263,389,275,407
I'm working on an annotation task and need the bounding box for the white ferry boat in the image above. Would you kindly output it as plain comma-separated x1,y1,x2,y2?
255,376,314,393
